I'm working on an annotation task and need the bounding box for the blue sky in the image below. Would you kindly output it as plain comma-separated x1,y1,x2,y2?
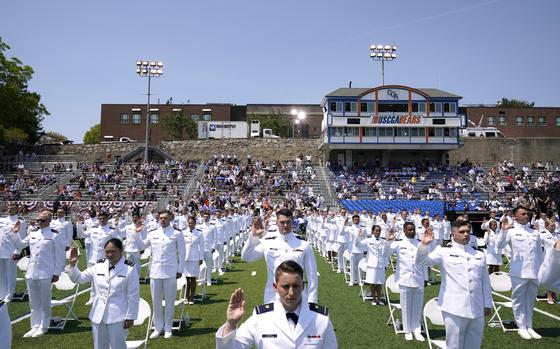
1,0,559,142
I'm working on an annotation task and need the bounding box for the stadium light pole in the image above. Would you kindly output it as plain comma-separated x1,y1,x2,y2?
291,109,306,138
369,44,397,86
136,60,163,162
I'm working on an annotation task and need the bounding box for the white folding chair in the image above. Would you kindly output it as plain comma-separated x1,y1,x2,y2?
50,272,80,330
358,258,372,302
385,273,405,334
342,250,351,283
423,298,446,349
13,256,31,301
488,272,516,332
195,261,208,302
126,298,152,349
139,247,151,283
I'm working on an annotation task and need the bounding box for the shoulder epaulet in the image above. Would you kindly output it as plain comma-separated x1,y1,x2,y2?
380,237,386,240
148,228,158,232
97,258,106,263
124,259,135,267
51,228,59,233
264,236,277,240
309,303,329,316
295,235,305,240
443,244,452,248
475,246,484,252
395,239,402,241
255,303,274,314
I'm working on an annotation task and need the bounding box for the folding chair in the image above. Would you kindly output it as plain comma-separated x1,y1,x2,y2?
423,298,446,349
488,272,516,332
14,256,30,301
139,247,151,283
358,258,372,302
342,250,351,283
385,273,405,334
126,298,152,349
50,272,80,330
195,261,207,303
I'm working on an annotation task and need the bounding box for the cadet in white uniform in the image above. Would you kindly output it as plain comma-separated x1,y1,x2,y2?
182,215,204,304
539,239,560,292
385,222,427,341
213,210,227,276
242,208,319,304
345,215,365,286
216,260,337,349
13,211,66,338
0,203,27,302
483,220,503,274
357,225,392,305
199,211,217,286
416,221,492,349
539,219,558,303
50,207,74,249
135,209,185,339
333,209,349,273
67,238,139,349
123,211,146,276
495,206,543,340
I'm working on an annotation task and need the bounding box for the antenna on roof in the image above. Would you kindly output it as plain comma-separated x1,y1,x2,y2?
349,81,352,88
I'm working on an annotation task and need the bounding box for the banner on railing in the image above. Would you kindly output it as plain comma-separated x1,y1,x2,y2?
5,200,156,213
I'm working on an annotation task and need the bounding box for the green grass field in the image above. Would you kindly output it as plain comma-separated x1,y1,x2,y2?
8,249,560,348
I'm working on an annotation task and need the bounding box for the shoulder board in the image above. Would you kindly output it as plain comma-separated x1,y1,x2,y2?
148,228,158,232
309,303,329,316
124,259,135,267
416,239,422,242
295,235,305,240
443,244,452,248
474,246,484,252
380,237,386,240
255,303,274,314
265,236,277,240
97,258,106,263
395,239,402,241
51,228,59,233
110,228,115,231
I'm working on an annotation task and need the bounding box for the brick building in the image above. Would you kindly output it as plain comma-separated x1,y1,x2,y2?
462,106,560,138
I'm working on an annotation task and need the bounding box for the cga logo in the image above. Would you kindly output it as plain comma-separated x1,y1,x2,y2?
387,89,399,100
209,125,216,131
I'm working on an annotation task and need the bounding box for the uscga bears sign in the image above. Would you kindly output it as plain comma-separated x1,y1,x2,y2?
372,114,422,124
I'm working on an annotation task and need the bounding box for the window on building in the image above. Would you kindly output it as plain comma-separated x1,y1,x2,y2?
444,128,457,137
191,114,200,121
410,128,425,137
149,113,159,124
332,127,344,137
345,127,359,136
132,113,141,124
360,102,368,112
435,128,443,137
395,127,409,137
428,128,435,137
411,102,427,113
367,102,375,113
330,102,337,112
487,116,496,126
344,102,357,113
527,116,535,126
378,103,407,113
556,117,560,127
443,102,456,113
516,116,524,126
498,116,506,126
120,113,129,124
538,116,546,126
363,128,376,137
429,102,442,113
378,128,394,137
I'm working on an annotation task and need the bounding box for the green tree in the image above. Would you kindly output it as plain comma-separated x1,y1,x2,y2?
0,37,49,147
248,112,292,138
39,131,69,144
497,98,535,108
83,124,100,144
159,113,197,140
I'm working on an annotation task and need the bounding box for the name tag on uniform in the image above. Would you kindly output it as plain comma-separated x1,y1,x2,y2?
475,257,482,260
270,248,279,251
307,335,322,339
515,234,523,237
97,274,105,276
118,275,126,278
293,249,303,252
450,254,459,257
262,334,277,338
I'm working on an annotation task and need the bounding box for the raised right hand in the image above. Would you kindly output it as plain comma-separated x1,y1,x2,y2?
226,288,245,326
251,217,264,238
421,227,434,246
69,247,80,267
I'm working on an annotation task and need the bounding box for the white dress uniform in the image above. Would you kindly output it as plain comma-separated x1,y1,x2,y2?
0,300,11,349
386,237,427,335
0,215,26,302
67,257,139,349
83,216,99,262
241,232,319,304
215,300,337,349
213,217,226,275
495,222,543,331
333,215,348,273
199,220,217,284
416,243,492,349
14,226,66,332
183,226,204,277
123,223,146,276
539,246,560,293
136,225,186,334
50,216,73,248
483,229,503,265
345,224,365,285
357,237,390,284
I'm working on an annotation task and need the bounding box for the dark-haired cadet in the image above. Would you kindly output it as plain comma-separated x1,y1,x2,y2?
67,238,139,349
495,206,544,340
241,208,318,304
216,260,337,349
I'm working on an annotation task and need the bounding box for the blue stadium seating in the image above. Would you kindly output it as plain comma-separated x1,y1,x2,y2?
340,199,444,215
